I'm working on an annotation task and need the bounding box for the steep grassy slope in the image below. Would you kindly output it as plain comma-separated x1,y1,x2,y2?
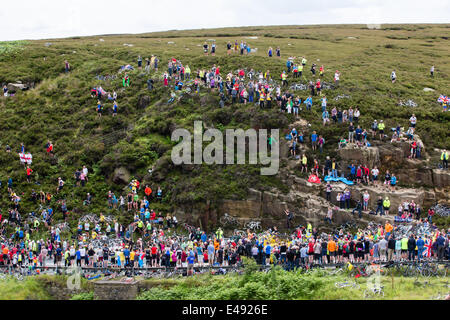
0,24,449,231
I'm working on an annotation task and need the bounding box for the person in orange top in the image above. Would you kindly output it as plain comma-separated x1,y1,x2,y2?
327,237,337,264
385,222,393,236
144,185,152,197
2,246,9,264
214,239,220,251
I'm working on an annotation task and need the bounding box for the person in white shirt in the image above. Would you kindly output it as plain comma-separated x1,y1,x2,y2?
430,65,434,77
391,70,396,83
409,114,417,132
82,166,89,181
371,167,379,185
334,70,340,86
80,246,86,266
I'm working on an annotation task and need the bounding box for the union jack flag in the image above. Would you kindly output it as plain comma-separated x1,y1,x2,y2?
437,95,448,104
423,239,432,258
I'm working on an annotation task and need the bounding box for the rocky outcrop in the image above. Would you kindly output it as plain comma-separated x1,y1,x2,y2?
337,146,379,169
137,95,151,109
432,169,450,188
94,280,139,300
7,82,31,92
112,167,131,185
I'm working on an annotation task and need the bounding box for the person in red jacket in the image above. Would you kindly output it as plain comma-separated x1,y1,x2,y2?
356,165,363,184
26,166,33,183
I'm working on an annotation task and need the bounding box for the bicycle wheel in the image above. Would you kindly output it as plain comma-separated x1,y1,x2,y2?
420,267,432,278
363,290,372,299
436,266,447,278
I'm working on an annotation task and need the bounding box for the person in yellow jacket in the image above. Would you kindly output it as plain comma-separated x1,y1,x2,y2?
378,120,385,140
185,65,191,80
281,71,288,87
383,197,391,215
441,149,448,169
266,93,272,109
259,91,265,109
215,227,223,240
301,154,308,173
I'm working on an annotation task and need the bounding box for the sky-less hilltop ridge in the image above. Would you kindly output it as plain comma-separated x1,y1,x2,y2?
0,24,449,233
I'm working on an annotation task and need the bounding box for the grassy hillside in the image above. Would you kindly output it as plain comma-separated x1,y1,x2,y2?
0,24,449,231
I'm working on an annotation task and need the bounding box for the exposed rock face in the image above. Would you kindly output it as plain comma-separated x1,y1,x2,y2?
337,146,379,169
137,95,151,109
432,169,450,188
112,167,131,185
7,82,30,91
94,280,139,300
174,133,447,232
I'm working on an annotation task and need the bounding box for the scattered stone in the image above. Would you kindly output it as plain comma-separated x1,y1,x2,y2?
247,36,258,39
423,87,435,92
398,99,418,107
367,24,381,30
44,42,52,47
99,38,105,42
167,41,175,44
347,36,357,39
7,83,29,91
334,94,351,101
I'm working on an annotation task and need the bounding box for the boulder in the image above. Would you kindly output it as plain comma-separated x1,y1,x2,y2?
337,146,380,168
112,167,130,185
432,169,450,188
137,95,151,109
221,199,261,218
7,83,29,91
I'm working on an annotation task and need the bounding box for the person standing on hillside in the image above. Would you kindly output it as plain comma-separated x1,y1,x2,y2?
441,150,448,169
26,166,33,183
97,100,103,118
378,120,385,140
203,42,209,56
123,74,130,87
145,57,150,72
226,41,232,55
334,70,340,86
211,42,216,56
430,65,434,77
137,56,142,70
64,60,70,73
391,70,396,83
112,101,118,117
267,47,273,58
